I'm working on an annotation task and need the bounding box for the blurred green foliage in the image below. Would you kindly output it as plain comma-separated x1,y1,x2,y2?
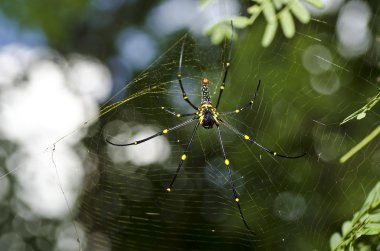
205,0,324,46
330,182,380,251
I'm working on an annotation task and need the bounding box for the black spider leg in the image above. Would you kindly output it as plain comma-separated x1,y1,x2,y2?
220,120,306,158
160,106,197,118
219,80,261,116
177,39,198,111
166,121,200,193
216,125,256,236
215,20,234,109
106,118,197,146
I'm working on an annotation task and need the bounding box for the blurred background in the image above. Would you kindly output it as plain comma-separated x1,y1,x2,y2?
0,0,379,250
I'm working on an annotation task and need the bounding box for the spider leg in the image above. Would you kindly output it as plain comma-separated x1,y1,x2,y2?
216,125,255,235
177,39,198,111
219,80,261,116
160,107,197,118
220,120,306,159
166,121,200,192
106,118,197,146
215,20,234,109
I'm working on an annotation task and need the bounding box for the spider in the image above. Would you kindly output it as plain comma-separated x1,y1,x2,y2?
106,22,306,235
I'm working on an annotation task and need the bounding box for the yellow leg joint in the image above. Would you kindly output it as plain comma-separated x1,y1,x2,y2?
163,129,168,134
224,159,230,165
244,135,250,140
235,198,239,202
181,154,187,160
166,188,171,192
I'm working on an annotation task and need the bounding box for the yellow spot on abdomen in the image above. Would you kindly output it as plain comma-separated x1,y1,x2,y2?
224,159,230,165
244,135,250,140
181,154,187,160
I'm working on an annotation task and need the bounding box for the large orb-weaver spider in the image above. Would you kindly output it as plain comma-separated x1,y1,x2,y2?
106,22,306,235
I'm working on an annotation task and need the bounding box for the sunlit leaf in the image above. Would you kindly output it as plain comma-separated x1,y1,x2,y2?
331,182,380,250
230,16,252,28
247,5,262,24
342,221,352,236
279,9,295,38
362,183,380,213
357,112,366,120
207,24,227,45
305,0,324,9
341,91,380,125
330,232,342,250
262,1,276,23
290,0,311,23
273,0,284,9
247,5,260,15
262,21,278,47
363,223,380,235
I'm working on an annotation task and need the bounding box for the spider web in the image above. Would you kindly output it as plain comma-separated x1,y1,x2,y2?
2,2,380,251
74,21,379,250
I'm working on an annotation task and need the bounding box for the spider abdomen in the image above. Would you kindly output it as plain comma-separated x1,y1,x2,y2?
202,111,215,129
199,108,218,129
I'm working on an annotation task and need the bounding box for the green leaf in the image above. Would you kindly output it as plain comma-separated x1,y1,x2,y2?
363,182,380,210
331,182,380,250
342,221,352,236
273,0,284,9
279,8,295,38
247,5,260,15
305,0,324,9
330,232,342,250
357,112,366,120
363,223,380,235
368,212,380,223
247,5,262,24
262,21,278,47
230,16,252,28
290,0,311,24
262,1,276,23
340,91,380,125
208,25,227,45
